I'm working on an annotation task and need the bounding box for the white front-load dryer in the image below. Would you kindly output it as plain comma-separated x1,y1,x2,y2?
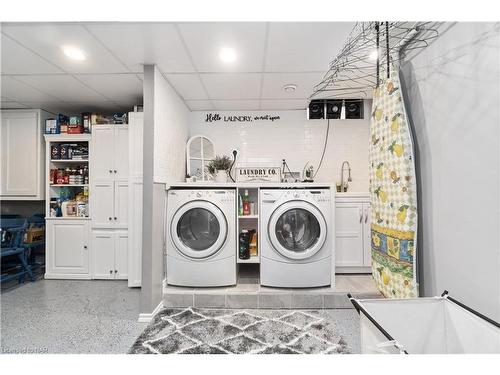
260,188,332,288
166,189,236,287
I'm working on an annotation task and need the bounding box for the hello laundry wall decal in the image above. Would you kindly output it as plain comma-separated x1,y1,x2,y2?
205,113,281,123
369,63,418,299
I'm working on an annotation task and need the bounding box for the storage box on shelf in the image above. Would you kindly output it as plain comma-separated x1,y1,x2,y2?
237,187,260,264
335,193,371,273
1,109,50,200
90,123,129,280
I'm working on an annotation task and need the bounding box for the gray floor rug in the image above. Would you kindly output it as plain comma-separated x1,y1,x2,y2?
129,307,352,354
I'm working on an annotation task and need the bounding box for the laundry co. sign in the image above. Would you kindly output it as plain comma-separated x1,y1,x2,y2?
235,167,281,183
205,113,281,124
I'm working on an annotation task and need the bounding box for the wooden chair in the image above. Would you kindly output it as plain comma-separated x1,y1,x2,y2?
1,219,34,284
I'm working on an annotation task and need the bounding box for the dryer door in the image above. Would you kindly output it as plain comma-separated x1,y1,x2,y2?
171,200,228,259
268,200,327,260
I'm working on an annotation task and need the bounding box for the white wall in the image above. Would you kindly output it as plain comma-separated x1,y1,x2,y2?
189,101,371,192
153,66,190,183
401,23,500,320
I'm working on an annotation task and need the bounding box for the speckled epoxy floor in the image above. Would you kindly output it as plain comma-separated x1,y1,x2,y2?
1,280,146,354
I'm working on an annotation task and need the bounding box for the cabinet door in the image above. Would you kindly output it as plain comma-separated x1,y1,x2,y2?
91,231,115,279
114,180,128,229
335,202,364,267
91,125,114,180
114,231,128,279
363,203,372,267
47,220,89,275
91,181,115,228
113,125,129,179
0,111,39,196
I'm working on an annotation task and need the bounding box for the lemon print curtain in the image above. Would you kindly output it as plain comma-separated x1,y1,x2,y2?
369,65,418,298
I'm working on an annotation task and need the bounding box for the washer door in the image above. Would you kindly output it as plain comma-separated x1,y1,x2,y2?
171,200,228,259
268,200,327,260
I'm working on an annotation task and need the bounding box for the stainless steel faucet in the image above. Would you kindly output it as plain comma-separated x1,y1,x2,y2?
341,161,352,192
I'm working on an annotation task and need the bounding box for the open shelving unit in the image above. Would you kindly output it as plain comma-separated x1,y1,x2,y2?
44,134,91,220
236,187,260,264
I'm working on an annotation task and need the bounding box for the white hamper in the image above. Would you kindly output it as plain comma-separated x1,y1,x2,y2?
348,291,500,354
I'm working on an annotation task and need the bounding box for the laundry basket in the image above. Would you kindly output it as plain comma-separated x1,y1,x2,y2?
348,291,500,354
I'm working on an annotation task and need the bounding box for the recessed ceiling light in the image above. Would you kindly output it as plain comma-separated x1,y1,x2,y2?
369,49,379,61
62,45,86,61
283,84,297,93
219,47,237,64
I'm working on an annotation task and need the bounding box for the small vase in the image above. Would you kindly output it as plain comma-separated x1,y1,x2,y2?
215,170,228,183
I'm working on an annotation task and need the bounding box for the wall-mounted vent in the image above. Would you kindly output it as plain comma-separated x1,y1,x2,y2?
307,99,364,120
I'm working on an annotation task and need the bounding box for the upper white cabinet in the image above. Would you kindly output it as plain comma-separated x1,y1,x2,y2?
91,125,129,180
0,109,48,200
335,195,371,273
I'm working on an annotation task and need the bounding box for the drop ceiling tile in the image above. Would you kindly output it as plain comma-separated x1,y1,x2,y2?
1,76,60,102
73,74,143,102
15,75,109,102
185,100,213,111
265,22,354,72
1,23,129,74
85,23,195,73
164,73,208,100
211,100,261,111
1,33,64,74
0,101,29,109
261,72,323,99
21,101,124,115
200,73,261,99
260,99,307,110
178,22,266,72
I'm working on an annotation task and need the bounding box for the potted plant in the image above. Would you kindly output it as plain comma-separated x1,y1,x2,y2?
207,155,232,183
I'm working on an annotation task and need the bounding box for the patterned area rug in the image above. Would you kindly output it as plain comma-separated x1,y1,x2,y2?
129,308,351,354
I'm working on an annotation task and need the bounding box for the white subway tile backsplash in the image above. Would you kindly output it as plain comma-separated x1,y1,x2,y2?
189,106,371,191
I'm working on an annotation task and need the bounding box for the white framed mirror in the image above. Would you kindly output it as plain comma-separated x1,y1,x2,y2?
186,135,215,181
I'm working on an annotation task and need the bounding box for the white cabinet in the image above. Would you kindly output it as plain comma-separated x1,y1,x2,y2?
91,125,128,180
335,195,371,273
90,124,129,281
127,112,143,287
91,230,128,280
0,109,48,200
45,219,90,279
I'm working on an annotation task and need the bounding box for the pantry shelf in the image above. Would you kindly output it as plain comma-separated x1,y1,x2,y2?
50,159,89,163
237,256,260,264
238,215,259,219
50,184,89,187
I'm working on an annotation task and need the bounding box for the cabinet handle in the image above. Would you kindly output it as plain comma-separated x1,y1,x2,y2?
364,209,368,223
114,217,117,221
114,170,117,173
114,270,118,273
109,270,113,274
109,169,113,173
108,217,112,220
83,245,87,249
359,209,363,223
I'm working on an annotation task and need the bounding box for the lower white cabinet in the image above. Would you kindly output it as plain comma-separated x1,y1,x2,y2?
91,230,128,279
335,196,371,273
45,219,91,279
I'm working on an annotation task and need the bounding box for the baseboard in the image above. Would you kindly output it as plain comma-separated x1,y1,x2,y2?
138,301,163,323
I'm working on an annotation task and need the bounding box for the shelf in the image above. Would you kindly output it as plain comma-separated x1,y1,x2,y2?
45,216,91,220
50,184,88,187
238,215,259,219
50,159,89,163
237,256,260,264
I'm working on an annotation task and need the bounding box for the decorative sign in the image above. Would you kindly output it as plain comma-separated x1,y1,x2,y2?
235,167,281,183
205,113,281,124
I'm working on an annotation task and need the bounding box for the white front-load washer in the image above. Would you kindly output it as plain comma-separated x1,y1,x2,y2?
260,188,332,288
166,189,236,287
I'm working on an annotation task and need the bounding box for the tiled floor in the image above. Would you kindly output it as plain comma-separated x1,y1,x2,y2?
1,280,146,354
164,270,382,309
